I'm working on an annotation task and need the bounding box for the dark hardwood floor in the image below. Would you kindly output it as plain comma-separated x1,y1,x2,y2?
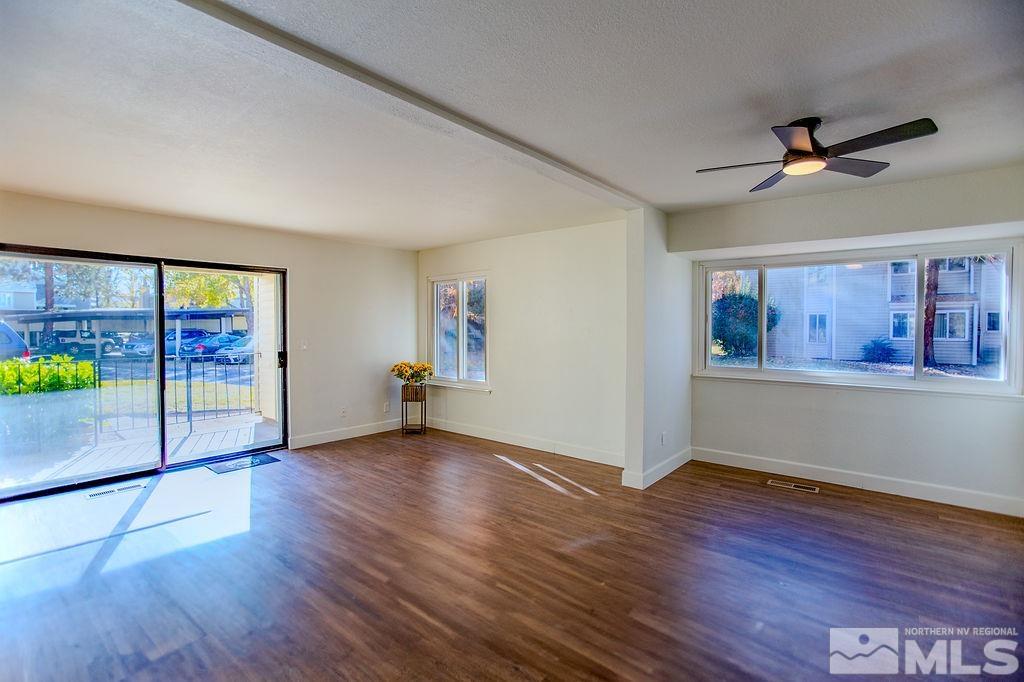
0,429,1021,681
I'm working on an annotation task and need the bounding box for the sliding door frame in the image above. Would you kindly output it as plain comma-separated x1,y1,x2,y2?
0,242,288,503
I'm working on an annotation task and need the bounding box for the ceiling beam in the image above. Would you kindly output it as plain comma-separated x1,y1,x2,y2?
173,0,647,210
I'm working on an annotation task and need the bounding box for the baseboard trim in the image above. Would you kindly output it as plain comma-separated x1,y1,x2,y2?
691,446,1024,517
621,448,692,489
289,419,400,449
426,418,624,468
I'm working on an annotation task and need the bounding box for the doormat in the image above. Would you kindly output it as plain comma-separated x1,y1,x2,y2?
207,453,280,474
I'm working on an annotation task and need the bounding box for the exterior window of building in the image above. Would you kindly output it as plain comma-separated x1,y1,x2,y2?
807,313,828,343
890,261,911,275
933,311,967,340
937,257,968,272
891,311,914,339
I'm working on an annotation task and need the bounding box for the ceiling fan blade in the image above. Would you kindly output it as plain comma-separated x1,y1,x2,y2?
825,118,937,158
750,170,786,192
772,126,814,152
825,157,890,178
696,160,780,173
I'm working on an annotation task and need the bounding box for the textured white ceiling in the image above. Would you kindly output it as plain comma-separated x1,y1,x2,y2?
2,1,1022,248
0,1,624,249
225,0,1024,210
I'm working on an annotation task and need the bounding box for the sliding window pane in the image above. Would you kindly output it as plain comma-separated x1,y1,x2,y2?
163,267,284,464
435,281,458,379
923,254,1005,380
765,261,914,375
709,269,759,368
465,278,486,381
0,253,159,497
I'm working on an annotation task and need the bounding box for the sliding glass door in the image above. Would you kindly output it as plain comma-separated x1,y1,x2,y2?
0,251,161,498
163,266,284,465
0,246,286,500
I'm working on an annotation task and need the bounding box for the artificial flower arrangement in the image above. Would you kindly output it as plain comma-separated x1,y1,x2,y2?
390,361,434,385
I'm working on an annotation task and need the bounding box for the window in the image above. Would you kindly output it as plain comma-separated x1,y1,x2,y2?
924,253,1005,380
806,266,828,285
699,240,1017,392
890,261,911,275
937,257,967,272
432,276,487,384
764,261,914,375
709,268,759,368
891,311,915,339
888,260,916,303
807,314,827,344
0,292,13,308
434,281,459,379
933,311,967,340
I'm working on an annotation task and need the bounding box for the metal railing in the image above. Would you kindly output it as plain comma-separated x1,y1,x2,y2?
3,354,260,435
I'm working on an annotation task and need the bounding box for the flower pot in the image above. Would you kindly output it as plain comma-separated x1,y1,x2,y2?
401,383,426,402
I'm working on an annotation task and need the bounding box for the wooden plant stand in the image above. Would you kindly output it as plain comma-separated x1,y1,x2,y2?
401,383,427,434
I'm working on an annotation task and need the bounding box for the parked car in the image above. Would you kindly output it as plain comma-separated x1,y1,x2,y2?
39,330,124,356
122,334,155,357
215,335,255,364
122,329,209,357
164,328,209,356
0,321,30,360
180,333,240,359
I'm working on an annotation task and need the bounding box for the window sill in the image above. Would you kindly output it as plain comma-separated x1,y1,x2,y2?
692,371,1024,402
426,380,492,394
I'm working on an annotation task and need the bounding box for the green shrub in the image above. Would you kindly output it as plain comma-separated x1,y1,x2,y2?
0,355,96,395
711,293,780,357
861,338,896,363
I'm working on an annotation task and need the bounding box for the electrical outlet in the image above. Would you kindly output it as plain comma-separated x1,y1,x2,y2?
340,407,348,419
383,400,390,414
660,431,666,446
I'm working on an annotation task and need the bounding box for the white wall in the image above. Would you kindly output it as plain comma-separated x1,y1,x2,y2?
0,190,418,448
622,208,692,487
692,379,1024,515
669,164,1024,253
417,220,627,466
669,166,1024,515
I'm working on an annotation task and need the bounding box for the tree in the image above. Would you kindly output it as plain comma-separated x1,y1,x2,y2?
923,255,1003,367
711,270,752,300
711,293,780,356
164,271,257,332
922,258,940,367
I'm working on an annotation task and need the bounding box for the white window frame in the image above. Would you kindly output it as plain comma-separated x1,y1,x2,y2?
933,310,969,341
694,238,1022,397
890,311,915,340
807,313,828,344
938,257,968,272
890,261,912,275
806,266,828,286
427,272,490,391
887,260,914,303
0,292,13,308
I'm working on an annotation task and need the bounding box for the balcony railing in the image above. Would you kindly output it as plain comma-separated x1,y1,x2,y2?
1,354,260,435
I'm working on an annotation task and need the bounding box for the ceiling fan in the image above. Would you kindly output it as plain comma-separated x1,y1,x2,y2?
696,117,937,192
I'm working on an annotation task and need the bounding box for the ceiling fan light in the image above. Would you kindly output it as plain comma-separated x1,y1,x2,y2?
783,156,827,176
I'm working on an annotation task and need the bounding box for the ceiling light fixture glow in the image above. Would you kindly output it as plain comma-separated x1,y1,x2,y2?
783,156,827,175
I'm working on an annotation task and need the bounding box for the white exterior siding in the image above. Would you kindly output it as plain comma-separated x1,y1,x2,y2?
765,268,804,360
764,258,1006,367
